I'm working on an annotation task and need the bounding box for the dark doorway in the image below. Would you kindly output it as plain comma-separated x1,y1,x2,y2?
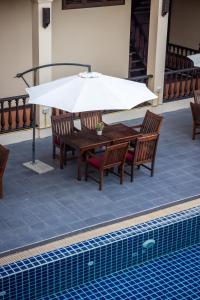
129,0,151,78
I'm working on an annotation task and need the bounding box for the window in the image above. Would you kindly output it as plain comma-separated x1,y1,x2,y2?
62,0,125,10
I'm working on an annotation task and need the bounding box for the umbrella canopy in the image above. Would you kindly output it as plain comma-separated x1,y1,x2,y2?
26,72,157,112
187,53,200,68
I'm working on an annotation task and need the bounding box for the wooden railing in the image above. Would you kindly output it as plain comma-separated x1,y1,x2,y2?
0,94,33,133
131,15,148,66
164,67,200,102
167,43,200,57
166,52,194,70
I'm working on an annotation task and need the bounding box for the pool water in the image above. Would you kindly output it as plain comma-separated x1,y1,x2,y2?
1,206,199,300
43,243,200,300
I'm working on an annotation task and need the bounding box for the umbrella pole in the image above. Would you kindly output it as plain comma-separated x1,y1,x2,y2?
32,104,36,164
32,70,37,164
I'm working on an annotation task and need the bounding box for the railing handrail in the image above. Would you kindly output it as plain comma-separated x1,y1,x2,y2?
0,94,28,102
165,67,200,76
167,43,199,54
128,74,153,81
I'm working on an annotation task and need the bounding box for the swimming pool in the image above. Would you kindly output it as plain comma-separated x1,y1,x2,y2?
0,205,199,299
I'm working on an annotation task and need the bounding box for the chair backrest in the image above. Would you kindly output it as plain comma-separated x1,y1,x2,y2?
134,133,159,165
102,142,129,169
0,145,9,177
80,111,102,130
194,89,200,104
190,102,200,123
51,114,74,136
141,110,163,134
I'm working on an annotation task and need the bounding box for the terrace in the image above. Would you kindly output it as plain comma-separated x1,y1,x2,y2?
1,108,200,255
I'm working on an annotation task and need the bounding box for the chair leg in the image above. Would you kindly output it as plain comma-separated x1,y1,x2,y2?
151,161,155,177
131,165,134,182
99,171,104,191
53,144,56,159
106,169,109,176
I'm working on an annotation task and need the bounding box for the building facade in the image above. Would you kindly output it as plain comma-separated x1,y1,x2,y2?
0,0,199,134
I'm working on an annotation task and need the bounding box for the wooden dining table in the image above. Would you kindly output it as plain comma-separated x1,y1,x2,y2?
60,123,140,180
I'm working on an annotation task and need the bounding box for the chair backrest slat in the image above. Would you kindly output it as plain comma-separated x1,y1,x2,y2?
134,134,159,165
194,89,200,104
80,111,102,130
141,110,163,134
51,114,74,136
103,143,128,169
0,145,9,177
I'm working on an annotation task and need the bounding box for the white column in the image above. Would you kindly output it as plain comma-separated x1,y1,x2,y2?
147,0,169,105
32,0,53,129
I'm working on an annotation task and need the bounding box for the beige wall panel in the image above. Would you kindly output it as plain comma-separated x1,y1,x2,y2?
169,0,200,50
0,0,32,98
52,0,131,79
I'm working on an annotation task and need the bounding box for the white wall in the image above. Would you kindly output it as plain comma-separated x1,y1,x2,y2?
0,0,131,98
0,0,32,98
52,0,131,79
169,0,200,50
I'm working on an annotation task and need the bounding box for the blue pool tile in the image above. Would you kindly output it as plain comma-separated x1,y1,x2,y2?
44,244,200,299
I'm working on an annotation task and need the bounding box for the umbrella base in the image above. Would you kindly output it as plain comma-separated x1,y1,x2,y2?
23,160,54,174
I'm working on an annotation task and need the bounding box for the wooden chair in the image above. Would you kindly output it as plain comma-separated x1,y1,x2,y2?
80,111,105,130
85,142,129,191
131,110,163,134
125,133,159,182
0,145,9,199
190,102,200,140
194,89,200,104
51,114,77,168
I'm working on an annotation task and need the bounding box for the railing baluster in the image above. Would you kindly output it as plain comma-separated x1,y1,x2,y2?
0,101,5,132
168,43,199,57
168,74,172,100
190,71,194,96
8,100,12,130
179,73,183,98
184,73,189,97
174,73,178,98
15,98,19,129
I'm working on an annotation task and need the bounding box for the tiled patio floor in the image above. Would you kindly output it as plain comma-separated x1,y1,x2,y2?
1,108,200,254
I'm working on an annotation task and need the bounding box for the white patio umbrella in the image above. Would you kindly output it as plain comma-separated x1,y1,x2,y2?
25,72,157,173
187,53,200,67
26,72,157,112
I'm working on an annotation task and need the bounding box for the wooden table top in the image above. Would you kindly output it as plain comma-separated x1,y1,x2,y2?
102,123,139,142
60,123,139,151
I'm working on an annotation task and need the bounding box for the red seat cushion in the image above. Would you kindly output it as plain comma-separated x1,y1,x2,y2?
126,150,134,161
88,155,105,169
